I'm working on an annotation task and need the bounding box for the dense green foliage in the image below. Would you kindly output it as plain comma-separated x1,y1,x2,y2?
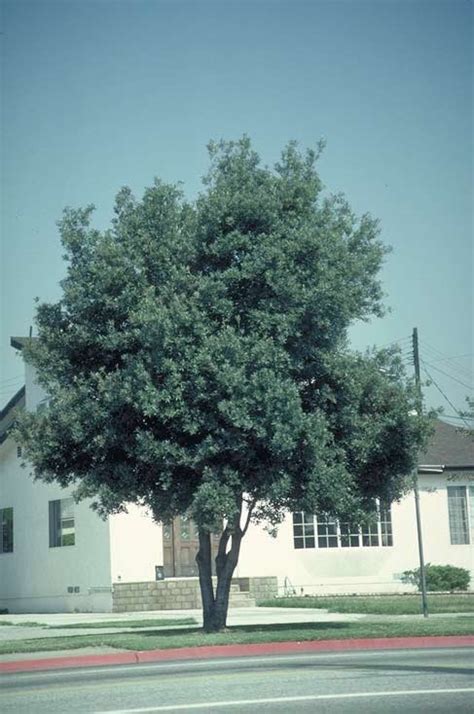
16,137,430,541
402,564,471,592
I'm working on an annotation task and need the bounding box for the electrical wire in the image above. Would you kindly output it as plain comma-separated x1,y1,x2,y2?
421,365,472,430
441,414,473,421
377,335,412,349
421,343,473,380
420,359,472,391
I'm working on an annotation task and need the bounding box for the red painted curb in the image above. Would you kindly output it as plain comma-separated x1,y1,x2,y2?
0,651,137,673
1,635,473,674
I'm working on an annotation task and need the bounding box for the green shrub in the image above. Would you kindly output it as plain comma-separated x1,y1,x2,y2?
401,564,471,592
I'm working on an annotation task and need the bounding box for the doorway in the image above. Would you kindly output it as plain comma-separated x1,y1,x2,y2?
162,515,220,577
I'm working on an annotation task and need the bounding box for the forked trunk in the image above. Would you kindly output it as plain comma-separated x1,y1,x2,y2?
196,523,242,633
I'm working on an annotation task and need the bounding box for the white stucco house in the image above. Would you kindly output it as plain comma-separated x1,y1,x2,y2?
1,336,473,613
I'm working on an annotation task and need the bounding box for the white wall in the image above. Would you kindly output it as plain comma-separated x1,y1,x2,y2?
0,364,113,613
236,474,474,595
109,505,163,584
0,438,113,613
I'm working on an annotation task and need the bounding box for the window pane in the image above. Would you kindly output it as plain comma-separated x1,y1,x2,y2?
1,508,13,553
380,503,393,548
49,499,75,548
293,513,317,549
447,486,470,544
180,516,190,540
340,522,360,548
316,515,338,548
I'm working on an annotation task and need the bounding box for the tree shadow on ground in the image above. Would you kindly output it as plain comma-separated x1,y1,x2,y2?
137,621,348,638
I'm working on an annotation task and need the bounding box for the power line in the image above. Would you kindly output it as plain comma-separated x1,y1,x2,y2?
441,414,473,422
420,344,472,380
420,359,472,391
378,335,412,349
421,365,472,430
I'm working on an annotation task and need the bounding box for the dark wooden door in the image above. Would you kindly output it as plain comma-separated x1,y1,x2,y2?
163,515,220,577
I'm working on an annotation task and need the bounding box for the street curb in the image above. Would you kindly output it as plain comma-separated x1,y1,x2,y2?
1,635,473,673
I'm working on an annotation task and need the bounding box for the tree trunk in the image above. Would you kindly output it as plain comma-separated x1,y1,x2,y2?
196,530,215,632
196,517,243,632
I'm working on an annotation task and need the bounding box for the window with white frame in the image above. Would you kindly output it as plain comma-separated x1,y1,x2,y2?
49,498,75,547
293,512,316,549
292,504,393,550
447,486,470,545
339,521,361,548
380,503,393,546
0,507,14,553
316,515,338,548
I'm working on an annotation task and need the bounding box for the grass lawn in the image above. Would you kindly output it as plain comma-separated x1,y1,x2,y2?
258,594,474,615
0,617,473,656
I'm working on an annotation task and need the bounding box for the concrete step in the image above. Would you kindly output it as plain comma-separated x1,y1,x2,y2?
228,591,256,608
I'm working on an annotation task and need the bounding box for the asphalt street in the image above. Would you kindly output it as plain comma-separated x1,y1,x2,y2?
1,647,473,713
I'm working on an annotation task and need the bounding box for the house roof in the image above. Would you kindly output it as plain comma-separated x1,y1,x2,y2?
0,385,26,445
419,419,474,471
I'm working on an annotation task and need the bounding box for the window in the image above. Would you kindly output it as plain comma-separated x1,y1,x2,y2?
17,446,22,458
340,522,360,548
292,512,315,549
0,508,14,553
49,498,75,547
293,504,393,550
447,486,470,545
361,518,379,547
317,515,338,548
380,504,393,547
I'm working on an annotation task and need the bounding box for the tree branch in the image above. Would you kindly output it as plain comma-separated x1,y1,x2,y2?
241,498,256,536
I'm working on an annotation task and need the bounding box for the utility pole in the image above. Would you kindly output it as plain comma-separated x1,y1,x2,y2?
412,327,429,618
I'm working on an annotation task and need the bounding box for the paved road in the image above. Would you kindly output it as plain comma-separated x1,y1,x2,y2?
1,647,473,713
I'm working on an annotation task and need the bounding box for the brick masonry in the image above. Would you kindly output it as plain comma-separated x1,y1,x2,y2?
112,576,278,612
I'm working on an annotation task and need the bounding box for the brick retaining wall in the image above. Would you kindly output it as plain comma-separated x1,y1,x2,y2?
113,576,277,612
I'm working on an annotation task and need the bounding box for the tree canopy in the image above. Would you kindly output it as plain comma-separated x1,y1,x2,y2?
16,138,431,629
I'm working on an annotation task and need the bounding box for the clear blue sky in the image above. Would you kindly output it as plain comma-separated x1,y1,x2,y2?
1,0,472,420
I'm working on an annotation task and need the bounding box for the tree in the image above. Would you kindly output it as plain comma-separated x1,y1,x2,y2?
459,396,474,440
16,138,430,631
